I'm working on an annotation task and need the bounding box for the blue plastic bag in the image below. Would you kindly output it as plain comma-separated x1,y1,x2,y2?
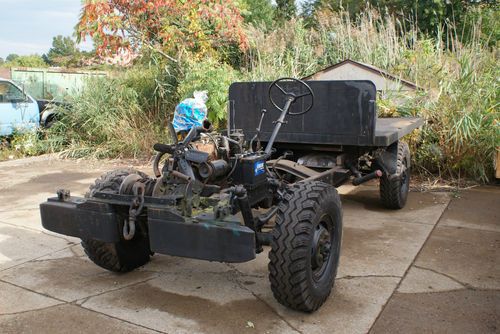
172,91,208,132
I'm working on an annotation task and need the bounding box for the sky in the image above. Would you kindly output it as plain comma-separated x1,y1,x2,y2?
0,0,93,59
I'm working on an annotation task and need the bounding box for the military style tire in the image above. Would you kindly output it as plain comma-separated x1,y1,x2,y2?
269,181,343,312
81,169,151,273
380,141,411,210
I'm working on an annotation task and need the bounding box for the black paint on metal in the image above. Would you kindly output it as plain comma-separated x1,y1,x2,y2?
40,197,121,243
148,208,256,263
229,80,377,146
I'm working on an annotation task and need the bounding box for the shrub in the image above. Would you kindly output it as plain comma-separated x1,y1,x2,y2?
177,57,241,127
45,65,177,158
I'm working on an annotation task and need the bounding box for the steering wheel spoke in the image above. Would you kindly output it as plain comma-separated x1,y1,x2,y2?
295,91,313,98
274,83,288,95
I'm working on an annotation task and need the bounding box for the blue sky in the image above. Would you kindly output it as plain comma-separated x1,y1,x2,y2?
0,0,307,60
0,0,92,59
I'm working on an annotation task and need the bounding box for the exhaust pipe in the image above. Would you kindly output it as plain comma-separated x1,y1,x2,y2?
352,170,383,186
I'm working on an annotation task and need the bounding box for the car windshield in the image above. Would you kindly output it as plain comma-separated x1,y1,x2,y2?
0,81,25,103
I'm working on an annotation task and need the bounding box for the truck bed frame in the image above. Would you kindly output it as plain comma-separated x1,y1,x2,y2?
229,80,423,148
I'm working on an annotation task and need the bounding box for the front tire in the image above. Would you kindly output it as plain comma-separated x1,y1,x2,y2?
269,181,343,312
82,168,151,273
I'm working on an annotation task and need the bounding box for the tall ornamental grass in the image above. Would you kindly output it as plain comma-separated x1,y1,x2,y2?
243,9,499,181
46,66,177,158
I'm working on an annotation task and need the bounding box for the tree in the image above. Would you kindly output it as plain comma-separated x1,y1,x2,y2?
302,0,386,20
0,57,4,66
6,55,47,67
77,0,248,63
275,0,297,22
301,0,497,37
239,0,275,28
45,35,79,66
6,54,19,62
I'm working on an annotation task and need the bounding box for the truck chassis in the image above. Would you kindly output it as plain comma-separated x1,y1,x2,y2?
40,78,422,312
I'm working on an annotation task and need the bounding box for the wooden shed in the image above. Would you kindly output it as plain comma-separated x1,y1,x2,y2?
303,59,418,95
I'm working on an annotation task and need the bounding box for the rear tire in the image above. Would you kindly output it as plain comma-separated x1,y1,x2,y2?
82,168,151,273
380,142,411,209
269,181,342,312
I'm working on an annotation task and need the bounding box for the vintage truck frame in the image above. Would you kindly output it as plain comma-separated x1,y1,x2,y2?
40,79,423,312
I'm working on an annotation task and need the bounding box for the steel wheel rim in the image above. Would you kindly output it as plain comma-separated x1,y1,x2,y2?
311,214,333,281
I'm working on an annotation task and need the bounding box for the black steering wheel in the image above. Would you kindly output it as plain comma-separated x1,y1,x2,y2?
268,77,314,115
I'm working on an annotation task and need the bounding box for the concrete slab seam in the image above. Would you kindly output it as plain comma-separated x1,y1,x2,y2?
366,197,452,333
337,275,402,280
225,263,304,334
76,276,160,305
436,223,500,233
0,278,67,304
412,265,472,290
0,220,78,244
0,301,64,316
70,302,167,334
0,244,75,273
0,208,36,213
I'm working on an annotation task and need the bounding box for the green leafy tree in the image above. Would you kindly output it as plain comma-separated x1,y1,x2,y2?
6,55,47,67
6,54,19,62
404,0,497,35
45,35,80,66
302,0,497,37
0,57,4,66
239,0,275,28
302,0,400,20
275,0,296,22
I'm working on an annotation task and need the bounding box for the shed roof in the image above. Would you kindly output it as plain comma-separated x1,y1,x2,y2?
303,59,419,90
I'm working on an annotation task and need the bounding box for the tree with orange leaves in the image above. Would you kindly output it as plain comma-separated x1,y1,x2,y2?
77,0,249,63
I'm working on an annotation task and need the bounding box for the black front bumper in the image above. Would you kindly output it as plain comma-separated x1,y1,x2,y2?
40,197,256,263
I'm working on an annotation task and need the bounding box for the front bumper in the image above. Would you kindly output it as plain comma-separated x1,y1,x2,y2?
40,196,256,263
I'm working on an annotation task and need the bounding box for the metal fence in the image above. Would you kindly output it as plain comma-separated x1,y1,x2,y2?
10,67,107,100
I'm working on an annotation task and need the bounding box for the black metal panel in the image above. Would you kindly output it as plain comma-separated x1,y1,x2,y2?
148,208,256,263
374,117,424,146
40,197,121,242
228,80,377,146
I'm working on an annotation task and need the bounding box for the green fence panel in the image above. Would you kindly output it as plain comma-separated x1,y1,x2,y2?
11,68,107,100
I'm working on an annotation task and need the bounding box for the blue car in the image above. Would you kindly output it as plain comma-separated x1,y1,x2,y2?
0,78,58,136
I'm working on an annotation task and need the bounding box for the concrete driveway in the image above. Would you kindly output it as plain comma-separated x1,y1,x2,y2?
0,156,498,333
